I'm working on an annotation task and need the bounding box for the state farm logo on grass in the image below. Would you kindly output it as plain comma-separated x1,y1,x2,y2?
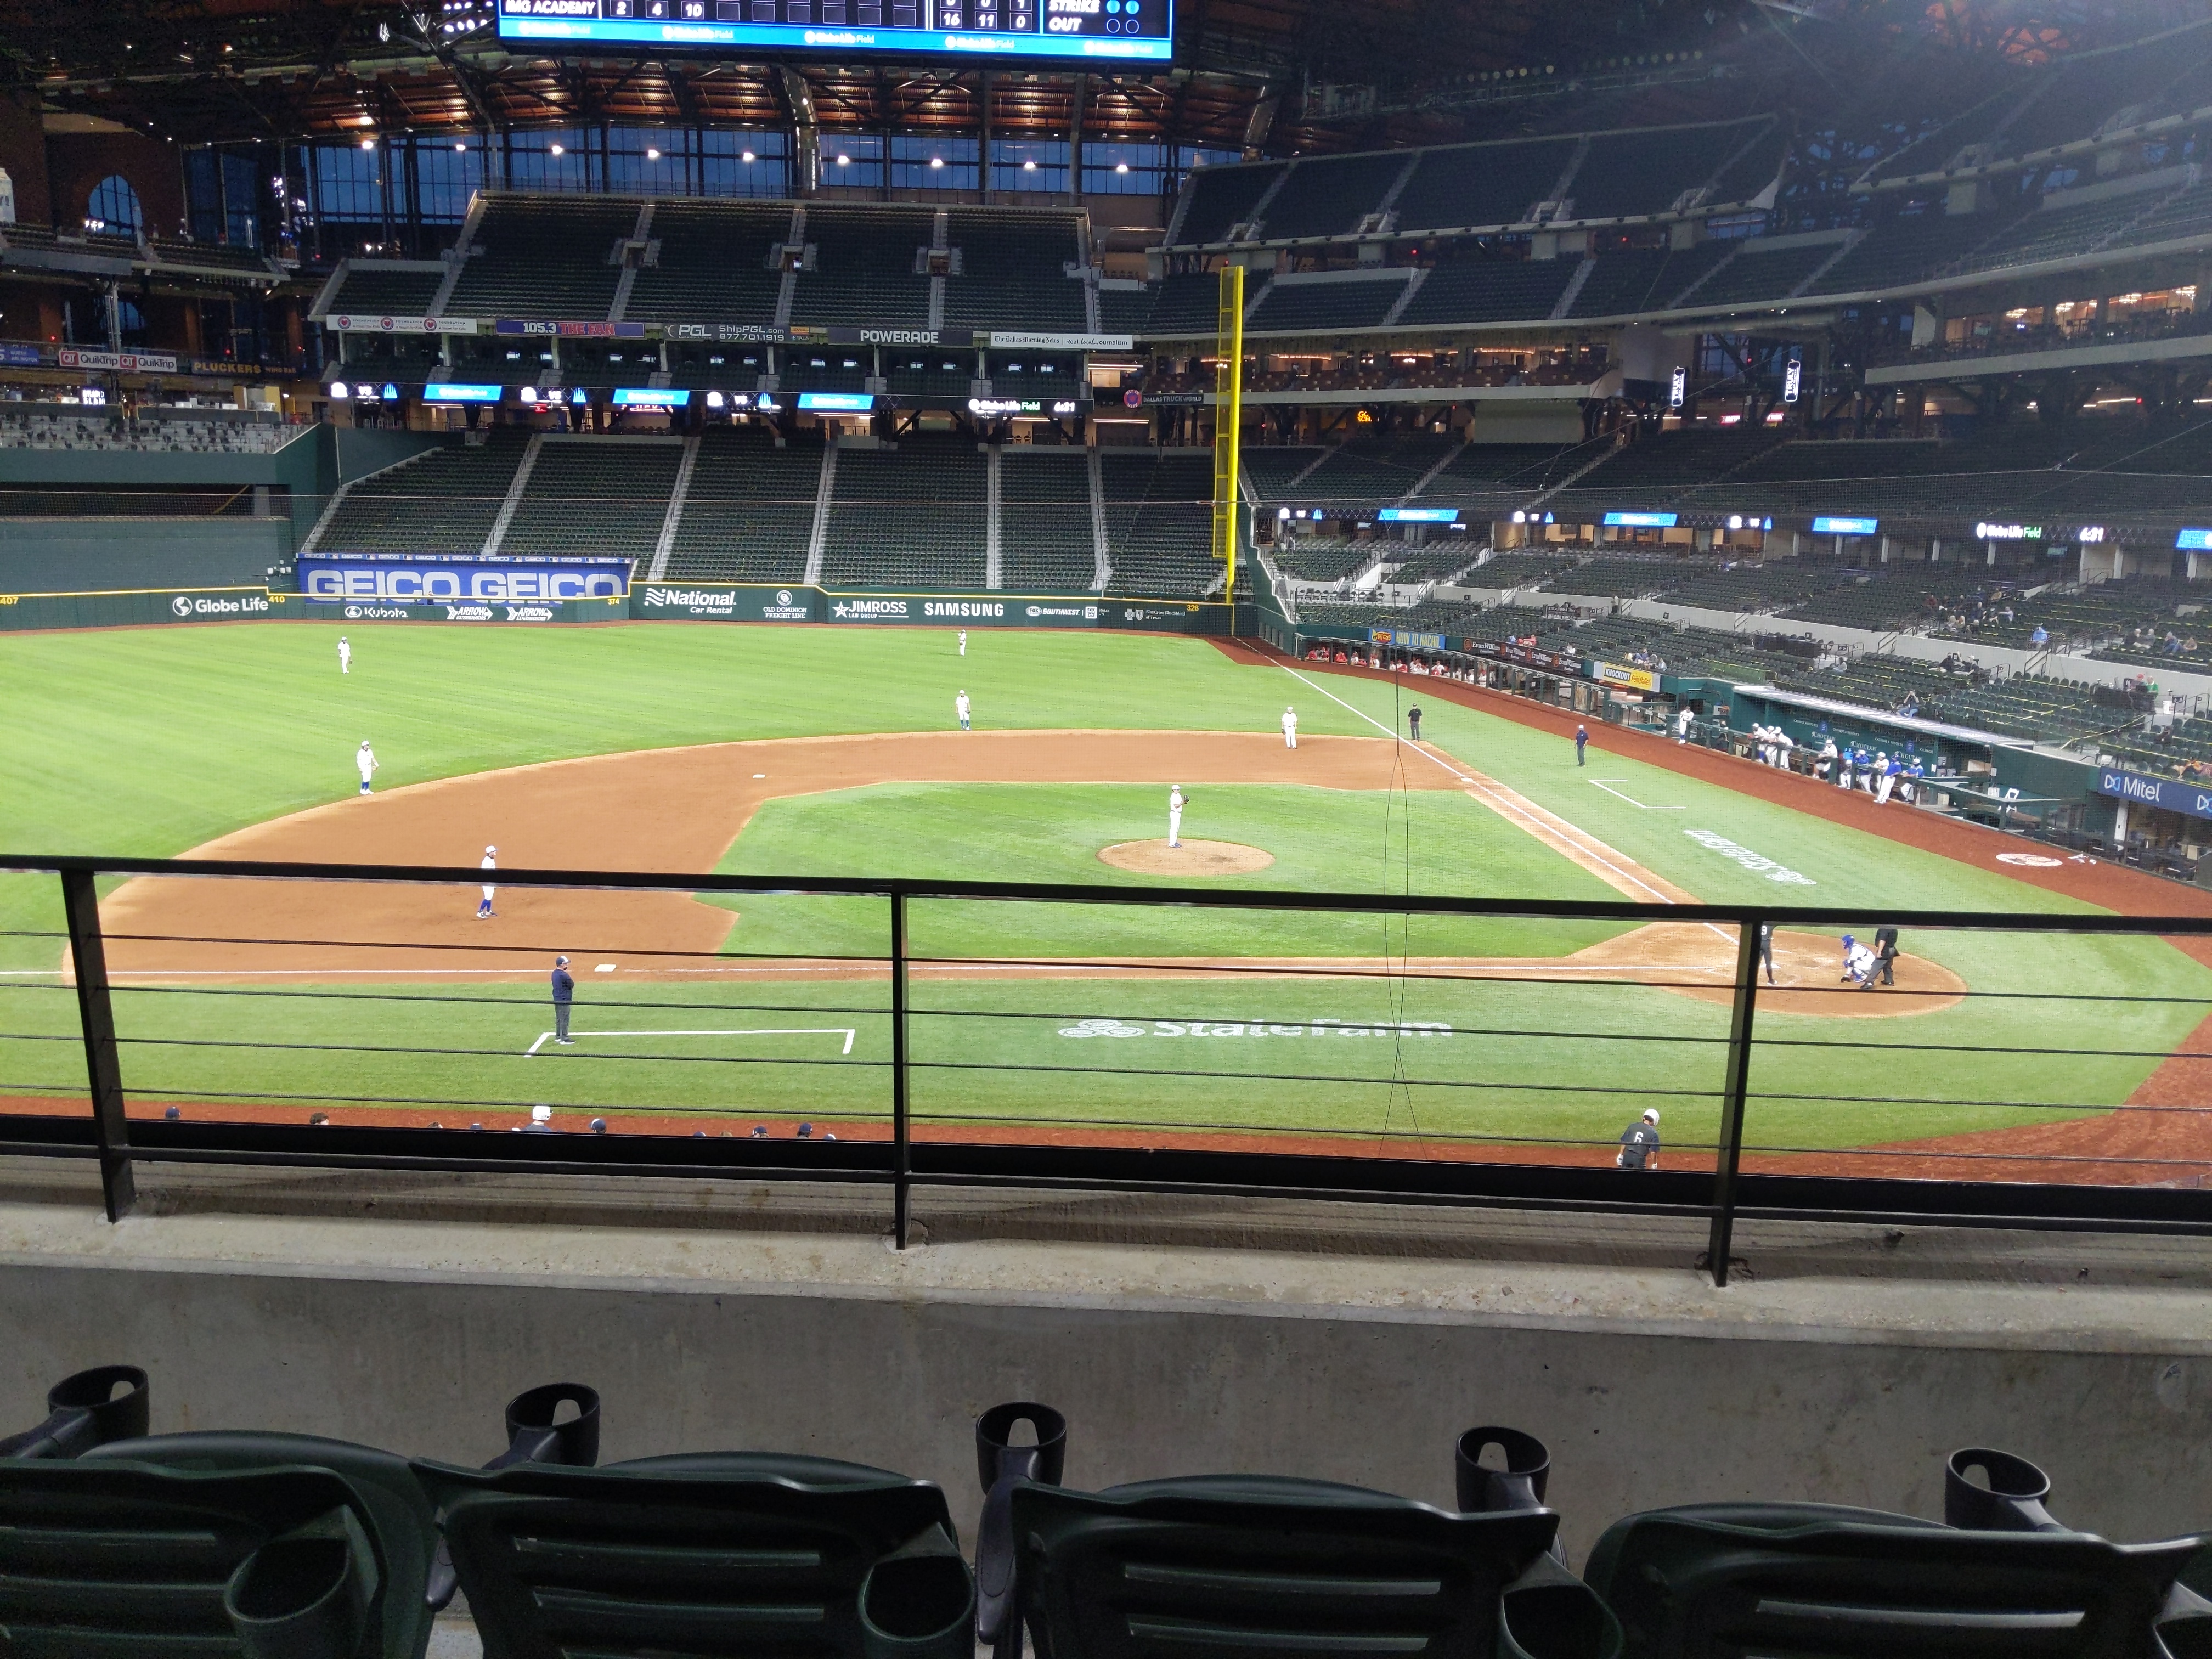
1057,1018,1454,1040
1684,830,1815,885
1058,1018,1148,1038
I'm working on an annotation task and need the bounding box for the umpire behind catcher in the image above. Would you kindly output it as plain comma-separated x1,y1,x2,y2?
550,955,575,1045
1617,1108,1660,1170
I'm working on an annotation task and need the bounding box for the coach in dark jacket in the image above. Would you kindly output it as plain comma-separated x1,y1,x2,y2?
551,955,575,1044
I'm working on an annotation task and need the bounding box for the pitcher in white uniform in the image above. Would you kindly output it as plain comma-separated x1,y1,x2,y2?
478,845,498,919
1167,785,1187,848
1281,706,1298,749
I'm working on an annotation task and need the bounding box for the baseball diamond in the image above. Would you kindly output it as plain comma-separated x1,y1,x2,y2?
0,622,2208,1187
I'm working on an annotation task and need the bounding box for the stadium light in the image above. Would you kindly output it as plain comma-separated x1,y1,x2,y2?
836,154,850,166
929,156,944,168
646,148,661,160
519,386,538,402
329,381,349,399
550,143,565,156
1114,161,1130,173
706,390,725,408
360,137,375,150
454,142,465,151
1023,159,1037,171
741,150,756,162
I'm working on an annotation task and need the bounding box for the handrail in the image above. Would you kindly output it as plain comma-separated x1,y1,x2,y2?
4,853,2210,1279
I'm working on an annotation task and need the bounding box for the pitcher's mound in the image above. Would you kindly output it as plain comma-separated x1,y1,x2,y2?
1101,839,1276,876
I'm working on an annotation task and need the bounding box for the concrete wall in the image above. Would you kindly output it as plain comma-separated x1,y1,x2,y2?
0,423,340,547
0,513,293,592
4,1188,2208,1566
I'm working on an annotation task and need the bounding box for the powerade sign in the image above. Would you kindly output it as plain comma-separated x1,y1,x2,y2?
301,558,631,603
2096,766,2212,821
1376,508,1458,524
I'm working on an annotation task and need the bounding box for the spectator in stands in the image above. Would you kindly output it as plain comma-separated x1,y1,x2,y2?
1615,1108,1660,1171
1898,693,1919,719
2030,625,2049,647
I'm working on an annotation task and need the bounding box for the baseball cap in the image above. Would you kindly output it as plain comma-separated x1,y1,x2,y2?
556,954,569,966
1642,1108,1659,1124
531,1104,552,1124
486,844,496,854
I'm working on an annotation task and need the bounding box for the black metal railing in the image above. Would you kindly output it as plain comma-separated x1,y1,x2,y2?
3,854,2210,1286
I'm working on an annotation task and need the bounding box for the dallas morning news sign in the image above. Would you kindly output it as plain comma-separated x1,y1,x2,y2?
300,556,633,603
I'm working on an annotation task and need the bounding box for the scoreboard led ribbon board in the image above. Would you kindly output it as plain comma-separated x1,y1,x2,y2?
499,0,1170,60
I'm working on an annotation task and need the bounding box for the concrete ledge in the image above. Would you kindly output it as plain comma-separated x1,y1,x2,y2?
4,1163,2210,1561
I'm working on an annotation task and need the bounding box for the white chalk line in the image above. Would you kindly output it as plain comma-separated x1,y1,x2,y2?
1589,780,1687,811
526,1025,857,1057
1275,664,1728,936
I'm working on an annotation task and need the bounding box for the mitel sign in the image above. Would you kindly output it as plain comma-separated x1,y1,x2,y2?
2097,766,2212,820
301,557,630,602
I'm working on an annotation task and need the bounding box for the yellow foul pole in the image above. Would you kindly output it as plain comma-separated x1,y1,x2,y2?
1210,262,1245,617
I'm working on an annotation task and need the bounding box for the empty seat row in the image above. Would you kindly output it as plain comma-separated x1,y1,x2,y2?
7,1364,2205,1659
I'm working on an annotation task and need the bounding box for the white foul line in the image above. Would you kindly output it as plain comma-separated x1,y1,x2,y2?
1274,663,1723,933
1589,780,1686,811
525,1025,857,1057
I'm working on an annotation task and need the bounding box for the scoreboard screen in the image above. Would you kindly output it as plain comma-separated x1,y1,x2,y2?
498,0,1171,61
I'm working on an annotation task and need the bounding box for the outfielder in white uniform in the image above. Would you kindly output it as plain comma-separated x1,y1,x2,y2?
1167,785,1187,848
958,629,967,657
356,742,378,795
1282,706,1298,749
478,846,497,919
956,691,971,731
337,635,351,675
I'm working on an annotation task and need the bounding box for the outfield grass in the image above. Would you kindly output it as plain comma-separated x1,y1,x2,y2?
712,782,1629,960
0,621,2205,1157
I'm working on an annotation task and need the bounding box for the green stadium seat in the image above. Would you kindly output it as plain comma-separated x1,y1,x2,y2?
975,1403,1620,1659
1582,1446,2211,1659
413,1451,975,1659
0,1430,447,1658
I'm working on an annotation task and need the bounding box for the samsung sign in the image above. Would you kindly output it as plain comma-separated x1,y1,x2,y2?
301,557,630,602
2097,766,2212,821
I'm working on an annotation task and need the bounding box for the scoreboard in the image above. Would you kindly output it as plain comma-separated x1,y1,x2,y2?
498,0,1171,60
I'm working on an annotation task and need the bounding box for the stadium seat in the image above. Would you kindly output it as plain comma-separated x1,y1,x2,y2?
0,1424,445,1658
0,1363,150,1458
414,1451,975,1658
975,1402,1620,1658
1582,1446,2212,1659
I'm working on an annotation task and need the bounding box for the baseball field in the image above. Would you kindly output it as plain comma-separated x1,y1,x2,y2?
2,618,2209,1183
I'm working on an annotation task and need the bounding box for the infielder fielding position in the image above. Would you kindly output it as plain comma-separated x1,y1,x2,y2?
478,845,498,919
1282,706,1297,748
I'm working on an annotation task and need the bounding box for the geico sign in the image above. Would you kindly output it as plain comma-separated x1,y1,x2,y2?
304,568,624,601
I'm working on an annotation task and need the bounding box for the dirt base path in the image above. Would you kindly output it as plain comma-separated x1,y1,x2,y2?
95,731,1451,980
